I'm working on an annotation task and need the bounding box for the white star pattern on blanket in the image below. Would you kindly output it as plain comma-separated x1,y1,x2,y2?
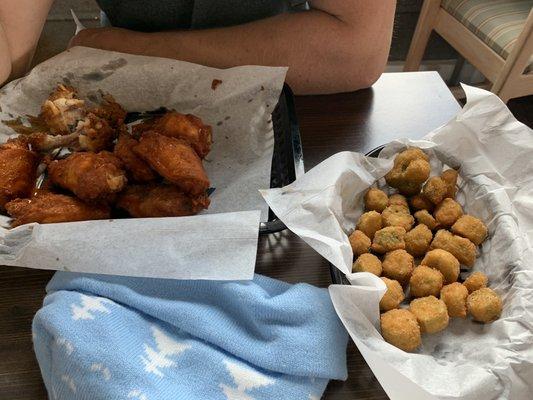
128,389,148,400
61,374,77,393
220,359,275,400
55,337,74,355
140,326,191,378
71,294,112,320
91,363,111,381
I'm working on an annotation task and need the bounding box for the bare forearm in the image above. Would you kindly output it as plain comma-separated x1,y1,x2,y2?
0,0,53,85
149,12,380,94
0,23,12,85
73,2,396,94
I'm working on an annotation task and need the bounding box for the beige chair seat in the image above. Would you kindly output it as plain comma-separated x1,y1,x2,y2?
442,0,532,70
405,0,533,101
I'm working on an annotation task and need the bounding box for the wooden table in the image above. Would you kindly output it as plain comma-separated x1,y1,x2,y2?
0,71,460,399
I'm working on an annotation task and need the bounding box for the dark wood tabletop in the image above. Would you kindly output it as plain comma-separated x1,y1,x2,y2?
0,71,460,400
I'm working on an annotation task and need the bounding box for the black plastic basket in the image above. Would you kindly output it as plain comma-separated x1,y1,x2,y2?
259,84,305,234
329,145,384,284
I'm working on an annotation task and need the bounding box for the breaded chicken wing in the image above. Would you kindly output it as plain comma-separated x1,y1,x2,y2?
75,112,117,152
48,151,127,203
0,138,39,210
39,85,86,135
27,132,80,152
117,184,209,218
134,132,209,196
134,112,212,158
28,113,118,153
114,133,158,183
6,190,110,227
90,94,127,129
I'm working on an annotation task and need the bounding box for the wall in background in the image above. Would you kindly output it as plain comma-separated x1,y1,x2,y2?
35,1,458,65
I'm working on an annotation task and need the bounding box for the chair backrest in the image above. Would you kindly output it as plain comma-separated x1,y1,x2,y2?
492,7,533,94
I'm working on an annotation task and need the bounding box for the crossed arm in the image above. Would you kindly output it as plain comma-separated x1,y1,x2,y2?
0,0,396,94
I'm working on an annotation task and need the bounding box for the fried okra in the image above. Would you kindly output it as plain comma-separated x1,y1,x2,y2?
356,211,382,240
441,169,458,198
380,277,405,312
372,226,406,253
451,215,488,246
463,271,488,293
422,176,448,205
380,309,421,352
388,194,409,208
409,194,434,212
382,204,414,231
421,248,460,284
409,296,449,334
405,224,433,257
364,188,388,212
382,249,414,285
409,265,444,298
434,198,463,227
467,288,502,323
352,253,382,276
440,283,468,318
385,148,431,196
430,229,477,267
349,230,371,256
414,210,439,230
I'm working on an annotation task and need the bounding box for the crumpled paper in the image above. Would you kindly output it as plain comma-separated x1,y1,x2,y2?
262,85,533,399
0,47,288,280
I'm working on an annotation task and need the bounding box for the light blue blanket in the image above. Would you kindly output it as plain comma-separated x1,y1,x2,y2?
33,272,348,399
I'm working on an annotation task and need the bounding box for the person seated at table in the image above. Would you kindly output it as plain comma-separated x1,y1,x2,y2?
0,0,396,94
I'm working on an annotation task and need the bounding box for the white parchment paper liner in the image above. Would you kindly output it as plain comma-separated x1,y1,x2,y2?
0,47,288,280
262,85,533,399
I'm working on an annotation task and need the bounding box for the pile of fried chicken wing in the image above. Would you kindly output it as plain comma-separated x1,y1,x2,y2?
0,84,212,227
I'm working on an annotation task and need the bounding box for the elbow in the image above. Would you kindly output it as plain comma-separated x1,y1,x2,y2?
333,28,390,92
353,66,384,91
0,60,12,87
341,50,388,92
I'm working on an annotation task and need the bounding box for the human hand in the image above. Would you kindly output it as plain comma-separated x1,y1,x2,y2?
68,27,148,54
68,27,105,49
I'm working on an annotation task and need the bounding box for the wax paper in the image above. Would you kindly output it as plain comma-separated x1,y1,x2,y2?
0,47,288,280
262,85,533,399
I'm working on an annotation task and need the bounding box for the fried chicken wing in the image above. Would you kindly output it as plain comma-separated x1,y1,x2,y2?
6,190,110,227
28,113,117,153
27,132,80,152
117,184,210,218
90,94,127,129
0,138,39,210
39,85,86,135
134,131,209,196
114,133,158,183
48,151,127,203
134,112,212,158
75,112,117,152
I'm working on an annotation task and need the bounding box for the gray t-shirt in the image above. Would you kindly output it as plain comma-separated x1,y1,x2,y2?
96,0,307,31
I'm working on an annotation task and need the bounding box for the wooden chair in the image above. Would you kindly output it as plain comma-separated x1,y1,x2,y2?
404,0,533,102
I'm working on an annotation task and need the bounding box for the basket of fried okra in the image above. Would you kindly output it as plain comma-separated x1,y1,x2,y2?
349,148,502,352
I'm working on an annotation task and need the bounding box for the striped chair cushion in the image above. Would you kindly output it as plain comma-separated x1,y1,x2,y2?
442,0,532,59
